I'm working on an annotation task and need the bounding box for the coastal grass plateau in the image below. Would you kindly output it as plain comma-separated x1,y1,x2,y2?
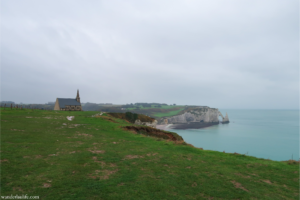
0,108,299,199
127,105,185,118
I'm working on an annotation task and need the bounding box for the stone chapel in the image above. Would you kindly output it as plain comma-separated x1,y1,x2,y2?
54,90,82,111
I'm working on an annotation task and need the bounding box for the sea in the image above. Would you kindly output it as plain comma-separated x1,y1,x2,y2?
169,110,299,161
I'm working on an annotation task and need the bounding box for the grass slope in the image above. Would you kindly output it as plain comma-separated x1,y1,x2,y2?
152,108,185,118
127,105,185,118
1,109,299,199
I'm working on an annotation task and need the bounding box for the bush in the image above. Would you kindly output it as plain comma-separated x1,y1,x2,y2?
108,112,155,123
125,112,138,123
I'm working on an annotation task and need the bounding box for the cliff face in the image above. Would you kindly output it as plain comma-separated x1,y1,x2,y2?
134,119,157,128
157,106,229,129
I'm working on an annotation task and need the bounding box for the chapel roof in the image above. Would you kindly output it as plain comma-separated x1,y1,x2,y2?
57,98,81,108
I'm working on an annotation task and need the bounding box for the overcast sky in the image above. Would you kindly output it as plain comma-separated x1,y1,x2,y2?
1,0,299,109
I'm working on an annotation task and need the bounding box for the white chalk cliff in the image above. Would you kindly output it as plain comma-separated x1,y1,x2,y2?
157,106,229,127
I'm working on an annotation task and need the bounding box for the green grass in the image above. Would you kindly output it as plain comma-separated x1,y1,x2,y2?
1,108,299,199
152,108,185,118
126,105,185,118
156,105,182,109
127,105,183,110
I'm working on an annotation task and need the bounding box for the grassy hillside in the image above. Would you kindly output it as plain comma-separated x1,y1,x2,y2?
1,109,299,199
126,105,185,118
152,108,185,118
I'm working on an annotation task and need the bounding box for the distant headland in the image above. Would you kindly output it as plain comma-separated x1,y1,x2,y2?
156,106,229,129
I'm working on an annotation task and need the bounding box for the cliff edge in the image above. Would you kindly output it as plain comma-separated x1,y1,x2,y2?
157,106,229,129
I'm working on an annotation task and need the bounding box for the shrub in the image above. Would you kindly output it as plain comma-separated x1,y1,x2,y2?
108,112,155,123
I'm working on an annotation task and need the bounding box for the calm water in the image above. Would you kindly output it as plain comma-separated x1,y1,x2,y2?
170,110,299,161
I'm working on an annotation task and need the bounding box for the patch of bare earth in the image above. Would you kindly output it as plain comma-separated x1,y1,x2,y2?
88,169,118,180
68,124,83,128
92,156,97,160
231,180,249,192
42,183,51,188
78,133,93,137
147,153,158,157
35,155,43,159
262,180,272,184
192,182,197,187
0,159,9,163
13,187,23,191
93,157,106,167
110,163,116,167
145,153,161,162
235,173,251,178
124,155,144,159
88,147,105,154
101,169,118,180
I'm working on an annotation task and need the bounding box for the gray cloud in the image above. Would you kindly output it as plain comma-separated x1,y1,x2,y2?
1,0,298,109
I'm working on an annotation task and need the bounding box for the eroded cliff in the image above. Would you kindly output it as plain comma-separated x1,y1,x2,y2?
157,106,229,129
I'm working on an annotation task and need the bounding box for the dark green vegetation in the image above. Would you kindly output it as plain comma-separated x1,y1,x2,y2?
1,109,299,199
108,112,155,123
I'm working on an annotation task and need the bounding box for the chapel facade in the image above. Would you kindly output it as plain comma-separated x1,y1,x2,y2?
54,90,82,111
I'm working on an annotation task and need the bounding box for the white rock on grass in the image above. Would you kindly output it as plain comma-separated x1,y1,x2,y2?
67,116,74,121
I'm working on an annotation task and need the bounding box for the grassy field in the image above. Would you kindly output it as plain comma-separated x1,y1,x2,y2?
1,109,299,199
130,105,184,110
152,108,185,118
126,105,185,118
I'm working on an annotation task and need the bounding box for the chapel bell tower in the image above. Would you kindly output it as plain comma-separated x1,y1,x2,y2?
76,89,80,103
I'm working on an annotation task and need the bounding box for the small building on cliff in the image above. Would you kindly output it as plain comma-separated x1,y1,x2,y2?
54,90,82,111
